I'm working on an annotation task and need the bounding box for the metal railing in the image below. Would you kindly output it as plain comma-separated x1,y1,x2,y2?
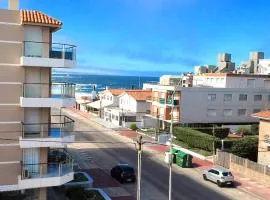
166,98,179,106
22,83,76,98
21,115,75,139
21,162,73,179
23,41,76,61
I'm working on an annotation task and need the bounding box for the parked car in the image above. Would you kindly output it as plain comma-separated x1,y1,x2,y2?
203,167,234,187
111,164,136,183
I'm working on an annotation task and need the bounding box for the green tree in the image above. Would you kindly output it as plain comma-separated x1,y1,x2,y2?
230,137,258,161
250,124,259,135
129,123,137,130
236,126,252,136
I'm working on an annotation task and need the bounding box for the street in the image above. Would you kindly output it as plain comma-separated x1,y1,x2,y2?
62,109,260,200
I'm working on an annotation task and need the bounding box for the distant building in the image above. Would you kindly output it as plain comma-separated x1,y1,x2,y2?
252,111,270,166
146,73,270,129
104,90,154,128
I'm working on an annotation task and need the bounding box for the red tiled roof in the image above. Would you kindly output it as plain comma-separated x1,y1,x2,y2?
108,89,126,96
252,111,270,120
124,90,152,101
20,10,62,27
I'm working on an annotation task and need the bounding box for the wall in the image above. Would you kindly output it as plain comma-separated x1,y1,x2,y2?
0,163,20,185
257,120,270,165
119,94,137,112
180,87,270,124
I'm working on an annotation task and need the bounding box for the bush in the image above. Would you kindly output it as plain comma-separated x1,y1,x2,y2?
193,127,229,139
129,123,137,130
174,127,216,152
66,186,105,200
250,124,259,135
230,137,258,161
236,126,252,135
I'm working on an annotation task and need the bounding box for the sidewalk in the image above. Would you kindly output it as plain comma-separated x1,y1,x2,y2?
67,108,269,200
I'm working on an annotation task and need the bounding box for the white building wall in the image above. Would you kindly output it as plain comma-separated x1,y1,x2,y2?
180,88,270,124
119,93,137,112
99,91,119,107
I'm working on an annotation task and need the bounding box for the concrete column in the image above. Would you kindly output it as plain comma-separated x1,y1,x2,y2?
39,188,47,200
8,0,19,10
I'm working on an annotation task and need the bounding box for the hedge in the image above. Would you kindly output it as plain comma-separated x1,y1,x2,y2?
174,127,216,152
192,127,229,139
129,123,137,130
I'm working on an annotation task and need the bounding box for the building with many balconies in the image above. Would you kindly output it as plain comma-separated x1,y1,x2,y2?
0,1,76,199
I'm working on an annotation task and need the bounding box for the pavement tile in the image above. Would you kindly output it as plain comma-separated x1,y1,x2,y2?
103,187,132,197
83,168,121,188
111,196,136,200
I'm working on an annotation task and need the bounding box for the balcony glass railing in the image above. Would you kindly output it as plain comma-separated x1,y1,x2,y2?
167,98,179,106
159,98,165,104
21,162,73,179
23,83,76,98
22,115,74,139
23,41,76,61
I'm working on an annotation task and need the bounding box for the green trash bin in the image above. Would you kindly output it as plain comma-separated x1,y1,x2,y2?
175,151,193,168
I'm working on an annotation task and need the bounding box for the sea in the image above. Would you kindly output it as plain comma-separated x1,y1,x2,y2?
52,72,159,97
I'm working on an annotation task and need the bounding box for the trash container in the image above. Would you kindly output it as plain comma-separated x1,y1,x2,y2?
165,148,179,164
175,151,193,168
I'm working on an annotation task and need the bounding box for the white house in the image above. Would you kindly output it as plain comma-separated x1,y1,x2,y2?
104,90,154,128
87,89,125,116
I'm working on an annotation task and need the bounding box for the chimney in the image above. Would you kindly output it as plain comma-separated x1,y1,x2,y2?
8,0,19,10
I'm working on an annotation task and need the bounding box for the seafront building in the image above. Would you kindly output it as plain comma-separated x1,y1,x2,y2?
252,111,270,166
146,73,270,129
0,1,76,199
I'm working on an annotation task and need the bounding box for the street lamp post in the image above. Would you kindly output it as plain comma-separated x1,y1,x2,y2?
136,136,143,200
169,93,174,200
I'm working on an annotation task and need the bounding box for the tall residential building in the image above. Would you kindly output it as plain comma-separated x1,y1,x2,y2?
0,1,76,199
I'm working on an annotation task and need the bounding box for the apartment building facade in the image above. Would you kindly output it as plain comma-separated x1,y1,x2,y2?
252,111,270,166
0,1,76,199
147,73,270,128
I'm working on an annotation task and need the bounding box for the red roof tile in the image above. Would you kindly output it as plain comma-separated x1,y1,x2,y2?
252,111,270,120
20,10,62,27
123,90,152,101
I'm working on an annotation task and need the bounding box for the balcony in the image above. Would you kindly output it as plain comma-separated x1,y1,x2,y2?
20,41,76,68
166,98,179,106
19,115,75,148
159,98,165,104
19,162,74,189
20,83,76,108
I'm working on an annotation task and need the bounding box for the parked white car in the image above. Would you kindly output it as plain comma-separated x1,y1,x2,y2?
203,167,234,187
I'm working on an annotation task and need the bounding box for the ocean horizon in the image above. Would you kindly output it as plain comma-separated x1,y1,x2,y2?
52,72,159,96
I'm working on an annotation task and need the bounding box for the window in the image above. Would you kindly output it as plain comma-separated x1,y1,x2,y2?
238,109,246,116
254,95,262,101
208,94,216,101
247,79,255,87
224,94,232,101
223,109,233,116
110,96,113,101
116,116,119,121
253,109,261,113
207,109,217,117
268,94,270,101
239,94,247,101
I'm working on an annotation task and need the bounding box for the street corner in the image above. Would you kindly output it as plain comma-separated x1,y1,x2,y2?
83,168,121,188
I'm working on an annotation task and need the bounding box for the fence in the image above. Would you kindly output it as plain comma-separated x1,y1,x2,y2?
216,149,270,186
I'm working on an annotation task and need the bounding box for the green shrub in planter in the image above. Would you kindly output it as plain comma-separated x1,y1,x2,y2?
129,123,137,130
193,127,229,138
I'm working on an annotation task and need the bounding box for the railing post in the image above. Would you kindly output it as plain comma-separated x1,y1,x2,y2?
62,44,65,59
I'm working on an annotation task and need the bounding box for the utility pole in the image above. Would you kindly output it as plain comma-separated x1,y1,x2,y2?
169,92,174,200
212,125,215,164
136,135,143,200
155,114,159,141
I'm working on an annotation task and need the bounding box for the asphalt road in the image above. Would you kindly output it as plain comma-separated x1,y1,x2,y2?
62,109,258,200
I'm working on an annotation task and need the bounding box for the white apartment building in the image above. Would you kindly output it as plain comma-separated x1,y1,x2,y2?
0,1,76,199
104,90,153,128
147,73,270,128
258,59,270,75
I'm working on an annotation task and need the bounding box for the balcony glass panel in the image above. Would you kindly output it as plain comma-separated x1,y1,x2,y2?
22,115,74,139
24,41,76,61
23,83,76,98
159,98,165,104
167,98,179,105
21,163,73,179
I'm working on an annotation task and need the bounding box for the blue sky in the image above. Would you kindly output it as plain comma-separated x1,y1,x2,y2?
1,0,270,76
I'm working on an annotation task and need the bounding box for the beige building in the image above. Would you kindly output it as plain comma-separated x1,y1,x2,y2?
0,1,76,199
252,111,270,166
